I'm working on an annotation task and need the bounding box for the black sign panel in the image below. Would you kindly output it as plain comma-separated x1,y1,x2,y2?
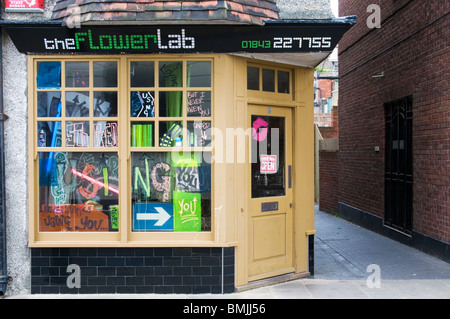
3,17,356,54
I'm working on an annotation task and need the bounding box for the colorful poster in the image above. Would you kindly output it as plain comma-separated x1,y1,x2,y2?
173,191,201,232
133,203,173,231
39,204,110,232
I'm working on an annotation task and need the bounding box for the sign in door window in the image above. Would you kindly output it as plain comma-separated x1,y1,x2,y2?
251,115,285,198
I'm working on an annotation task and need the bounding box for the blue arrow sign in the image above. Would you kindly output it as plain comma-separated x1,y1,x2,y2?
133,203,173,231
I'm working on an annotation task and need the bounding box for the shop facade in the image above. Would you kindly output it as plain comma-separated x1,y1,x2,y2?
0,0,354,295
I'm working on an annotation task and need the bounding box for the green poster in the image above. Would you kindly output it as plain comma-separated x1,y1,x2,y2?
173,191,201,232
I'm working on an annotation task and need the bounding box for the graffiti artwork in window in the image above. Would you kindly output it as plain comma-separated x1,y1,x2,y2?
38,152,119,232
131,152,211,232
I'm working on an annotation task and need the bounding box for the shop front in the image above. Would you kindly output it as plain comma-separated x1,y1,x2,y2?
2,14,355,294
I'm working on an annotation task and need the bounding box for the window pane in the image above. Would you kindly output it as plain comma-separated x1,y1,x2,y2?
131,91,155,117
262,69,275,92
131,152,211,232
37,92,61,117
93,92,117,117
130,61,155,87
94,121,118,147
65,62,89,88
131,122,154,147
187,91,211,117
38,152,119,232
187,121,211,147
159,121,183,147
94,61,117,87
159,91,182,117
187,61,211,87
37,62,61,89
278,71,290,94
38,121,61,147
66,92,89,117
66,121,89,147
251,115,285,198
247,66,259,90
159,61,182,87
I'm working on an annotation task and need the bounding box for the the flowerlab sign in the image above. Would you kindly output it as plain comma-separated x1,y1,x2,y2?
3,17,357,55
5,0,44,12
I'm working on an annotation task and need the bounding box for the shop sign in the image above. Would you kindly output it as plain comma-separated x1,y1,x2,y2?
260,155,277,174
5,0,44,12
3,18,356,54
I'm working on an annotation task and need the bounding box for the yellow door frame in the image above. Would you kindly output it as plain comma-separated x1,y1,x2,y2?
234,60,315,289
247,104,294,282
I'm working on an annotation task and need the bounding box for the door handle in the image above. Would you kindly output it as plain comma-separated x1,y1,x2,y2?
288,165,292,188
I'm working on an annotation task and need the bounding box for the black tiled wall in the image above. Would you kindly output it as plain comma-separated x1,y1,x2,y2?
31,247,235,294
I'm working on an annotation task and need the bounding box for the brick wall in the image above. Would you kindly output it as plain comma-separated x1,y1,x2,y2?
339,0,450,243
31,247,235,294
318,105,339,213
318,107,338,139
314,113,332,127
319,151,339,213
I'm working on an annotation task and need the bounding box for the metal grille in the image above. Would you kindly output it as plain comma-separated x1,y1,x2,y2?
384,96,413,234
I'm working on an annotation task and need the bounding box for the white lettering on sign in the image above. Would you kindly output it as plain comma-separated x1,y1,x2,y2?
260,154,277,174
5,0,44,12
272,36,332,49
44,38,76,50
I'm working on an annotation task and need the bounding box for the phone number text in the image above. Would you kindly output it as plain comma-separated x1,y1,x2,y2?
241,37,332,49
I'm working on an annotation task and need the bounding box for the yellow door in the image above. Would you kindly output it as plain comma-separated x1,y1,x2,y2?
247,105,294,281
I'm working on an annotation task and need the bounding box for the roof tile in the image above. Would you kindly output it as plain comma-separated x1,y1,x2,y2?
52,0,281,25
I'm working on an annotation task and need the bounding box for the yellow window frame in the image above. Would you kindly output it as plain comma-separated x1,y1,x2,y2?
28,55,216,247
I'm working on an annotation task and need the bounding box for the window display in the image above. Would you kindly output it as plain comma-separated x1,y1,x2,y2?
131,152,211,232
39,151,119,232
34,58,212,238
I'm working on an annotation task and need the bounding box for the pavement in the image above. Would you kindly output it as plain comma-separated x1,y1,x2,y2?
5,204,450,299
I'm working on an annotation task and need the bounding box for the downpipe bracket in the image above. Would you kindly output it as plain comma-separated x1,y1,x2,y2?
0,113,8,121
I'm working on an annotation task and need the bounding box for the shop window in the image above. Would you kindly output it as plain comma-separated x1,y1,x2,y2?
262,69,275,92
251,115,286,198
33,58,212,242
38,151,119,232
129,60,212,233
93,61,117,87
277,71,290,94
187,61,211,87
65,62,89,88
131,152,211,232
247,65,291,95
130,61,154,87
247,66,259,90
36,60,119,233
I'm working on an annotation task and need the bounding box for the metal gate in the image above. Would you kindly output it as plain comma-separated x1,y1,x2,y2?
384,96,413,234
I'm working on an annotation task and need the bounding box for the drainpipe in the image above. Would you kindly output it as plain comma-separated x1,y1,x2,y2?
0,9,9,296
